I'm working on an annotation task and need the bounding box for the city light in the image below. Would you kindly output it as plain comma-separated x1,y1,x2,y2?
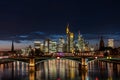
57,57,60,59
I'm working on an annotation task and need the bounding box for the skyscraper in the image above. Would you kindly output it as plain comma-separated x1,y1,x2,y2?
57,37,65,52
108,39,114,48
44,39,50,53
34,40,41,56
44,39,57,53
49,41,57,53
66,24,74,52
34,41,41,49
66,24,70,52
77,31,85,52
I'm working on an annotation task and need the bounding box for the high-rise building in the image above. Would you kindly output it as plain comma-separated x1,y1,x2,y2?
40,43,44,51
69,32,74,52
44,39,50,53
34,41,41,49
108,39,114,48
49,41,57,53
57,37,65,52
34,41,42,55
66,24,74,52
44,39,57,53
66,24,70,52
99,36,105,51
77,31,85,52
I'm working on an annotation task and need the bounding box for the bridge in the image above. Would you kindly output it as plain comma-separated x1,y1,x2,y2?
1,52,119,71
1,52,120,80
0,52,101,67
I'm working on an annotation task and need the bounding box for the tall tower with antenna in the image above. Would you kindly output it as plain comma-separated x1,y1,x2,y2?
66,24,74,52
66,24,70,52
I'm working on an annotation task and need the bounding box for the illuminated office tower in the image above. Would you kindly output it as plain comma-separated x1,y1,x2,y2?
66,24,74,52
34,41,41,49
34,41,42,55
44,39,57,53
108,39,114,48
44,39,50,53
49,41,57,53
40,43,44,51
66,24,70,52
77,31,85,52
70,32,74,52
58,37,65,52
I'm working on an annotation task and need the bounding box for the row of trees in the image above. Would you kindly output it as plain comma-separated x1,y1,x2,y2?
29,48,44,56
99,47,120,56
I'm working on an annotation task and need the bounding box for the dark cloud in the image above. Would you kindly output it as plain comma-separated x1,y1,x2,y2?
0,31,120,42
31,31,45,35
49,34,66,39
19,35,29,38
14,40,21,43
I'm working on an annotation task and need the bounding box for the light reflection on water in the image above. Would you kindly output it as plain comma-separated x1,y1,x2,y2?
35,59,80,80
0,59,120,80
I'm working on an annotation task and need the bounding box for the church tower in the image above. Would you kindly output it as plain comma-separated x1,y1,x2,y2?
99,36,105,51
11,40,14,52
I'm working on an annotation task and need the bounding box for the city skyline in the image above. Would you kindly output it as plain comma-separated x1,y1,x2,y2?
0,0,120,50
0,1,120,80
0,26,120,51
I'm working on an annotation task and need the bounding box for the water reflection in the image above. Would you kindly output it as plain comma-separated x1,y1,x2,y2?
29,67,35,80
0,61,29,80
0,59,119,80
36,59,80,80
88,60,120,80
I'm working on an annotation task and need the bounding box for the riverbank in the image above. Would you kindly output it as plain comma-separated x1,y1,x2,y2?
99,58,120,64
0,60,13,64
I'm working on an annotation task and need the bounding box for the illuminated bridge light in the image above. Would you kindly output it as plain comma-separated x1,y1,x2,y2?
29,58,35,67
57,57,60,59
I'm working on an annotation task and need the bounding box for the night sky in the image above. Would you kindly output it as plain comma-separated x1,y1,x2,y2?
0,0,120,50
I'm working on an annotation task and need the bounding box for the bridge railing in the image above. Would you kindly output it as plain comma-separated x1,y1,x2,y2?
74,51,94,57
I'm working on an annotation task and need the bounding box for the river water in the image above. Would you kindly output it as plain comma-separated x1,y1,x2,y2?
0,59,120,80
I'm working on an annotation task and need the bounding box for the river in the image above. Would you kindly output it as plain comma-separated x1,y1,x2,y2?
0,59,120,80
